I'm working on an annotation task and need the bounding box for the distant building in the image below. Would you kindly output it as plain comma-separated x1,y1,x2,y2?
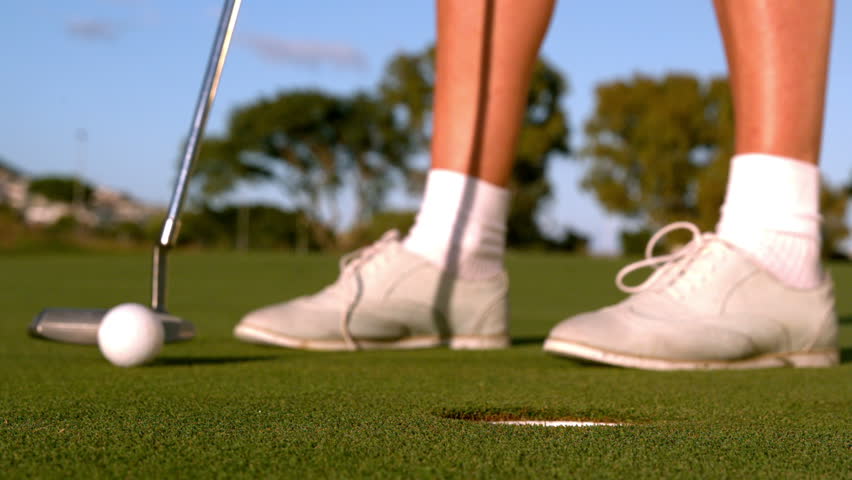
0,164,29,210
24,196,71,225
0,162,158,227
91,186,159,225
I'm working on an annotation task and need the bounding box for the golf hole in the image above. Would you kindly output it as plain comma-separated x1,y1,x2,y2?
437,408,628,427
487,420,623,427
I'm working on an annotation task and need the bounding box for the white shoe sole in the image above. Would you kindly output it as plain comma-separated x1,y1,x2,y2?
234,324,510,351
543,338,839,370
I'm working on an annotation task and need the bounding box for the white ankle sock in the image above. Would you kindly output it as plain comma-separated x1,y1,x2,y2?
403,169,510,279
716,153,823,288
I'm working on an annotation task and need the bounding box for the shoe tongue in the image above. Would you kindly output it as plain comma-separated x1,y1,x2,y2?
381,229,401,243
653,237,728,294
699,236,734,258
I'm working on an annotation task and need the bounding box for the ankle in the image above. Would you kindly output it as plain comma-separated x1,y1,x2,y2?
404,169,510,279
716,153,822,288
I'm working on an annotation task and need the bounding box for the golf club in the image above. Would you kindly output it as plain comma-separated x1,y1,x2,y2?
28,0,243,345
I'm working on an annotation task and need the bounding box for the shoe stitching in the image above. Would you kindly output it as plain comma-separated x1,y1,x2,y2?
336,230,401,351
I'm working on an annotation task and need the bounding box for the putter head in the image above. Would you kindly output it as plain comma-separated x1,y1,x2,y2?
29,308,196,345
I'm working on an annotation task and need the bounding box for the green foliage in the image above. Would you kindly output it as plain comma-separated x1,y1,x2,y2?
538,229,589,253
0,205,24,248
28,176,94,205
378,47,435,155
0,203,18,219
195,90,416,249
96,221,154,244
619,229,653,256
339,210,417,250
821,182,850,258
509,61,571,246
583,74,848,255
583,74,733,235
44,215,79,236
0,157,22,177
178,203,330,251
195,46,574,251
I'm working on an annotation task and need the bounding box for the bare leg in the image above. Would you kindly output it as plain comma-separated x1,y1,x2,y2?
714,0,833,165
431,0,556,186
712,0,832,291
404,0,557,280
541,0,838,370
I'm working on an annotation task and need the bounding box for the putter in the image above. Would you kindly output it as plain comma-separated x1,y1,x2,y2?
28,0,243,345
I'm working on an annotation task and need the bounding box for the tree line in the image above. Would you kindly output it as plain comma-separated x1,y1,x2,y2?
193,46,848,255
192,46,582,252
2,46,848,255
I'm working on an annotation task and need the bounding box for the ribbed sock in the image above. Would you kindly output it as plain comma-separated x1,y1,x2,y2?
716,153,822,288
403,169,510,279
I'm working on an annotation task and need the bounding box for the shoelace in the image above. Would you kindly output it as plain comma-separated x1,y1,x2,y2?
615,221,717,295
338,230,400,350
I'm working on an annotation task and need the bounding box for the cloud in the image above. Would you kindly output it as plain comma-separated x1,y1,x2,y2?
66,18,120,41
97,0,161,26
240,34,367,70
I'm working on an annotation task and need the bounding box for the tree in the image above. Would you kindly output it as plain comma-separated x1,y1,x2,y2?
338,210,417,250
583,73,848,256
582,74,732,235
177,203,330,251
378,47,435,159
193,46,574,251
194,90,416,248
379,47,572,247
0,157,22,178
821,182,850,258
29,176,95,205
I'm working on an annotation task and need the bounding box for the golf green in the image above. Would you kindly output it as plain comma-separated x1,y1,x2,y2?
1,252,850,478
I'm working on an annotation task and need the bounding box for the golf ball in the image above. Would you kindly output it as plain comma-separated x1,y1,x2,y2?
97,303,164,367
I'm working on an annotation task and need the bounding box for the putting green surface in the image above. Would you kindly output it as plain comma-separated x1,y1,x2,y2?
1,252,850,478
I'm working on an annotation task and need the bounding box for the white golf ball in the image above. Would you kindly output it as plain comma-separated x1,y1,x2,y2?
97,303,164,367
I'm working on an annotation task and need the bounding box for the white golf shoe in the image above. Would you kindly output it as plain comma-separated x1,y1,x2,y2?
234,231,510,351
544,222,839,370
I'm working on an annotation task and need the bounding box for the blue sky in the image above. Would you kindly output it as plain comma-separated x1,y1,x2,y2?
2,1,850,252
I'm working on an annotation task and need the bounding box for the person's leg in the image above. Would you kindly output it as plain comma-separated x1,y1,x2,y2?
544,0,838,369
715,0,832,165
430,0,555,185
235,0,556,350
404,0,556,279
713,0,833,289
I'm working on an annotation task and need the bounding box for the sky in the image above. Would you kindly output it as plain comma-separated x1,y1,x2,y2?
2,1,850,253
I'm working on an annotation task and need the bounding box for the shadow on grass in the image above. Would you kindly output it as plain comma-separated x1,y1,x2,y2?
511,336,546,346
153,355,277,367
839,316,851,365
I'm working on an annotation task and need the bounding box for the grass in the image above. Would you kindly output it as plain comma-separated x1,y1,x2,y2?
0,251,850,478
